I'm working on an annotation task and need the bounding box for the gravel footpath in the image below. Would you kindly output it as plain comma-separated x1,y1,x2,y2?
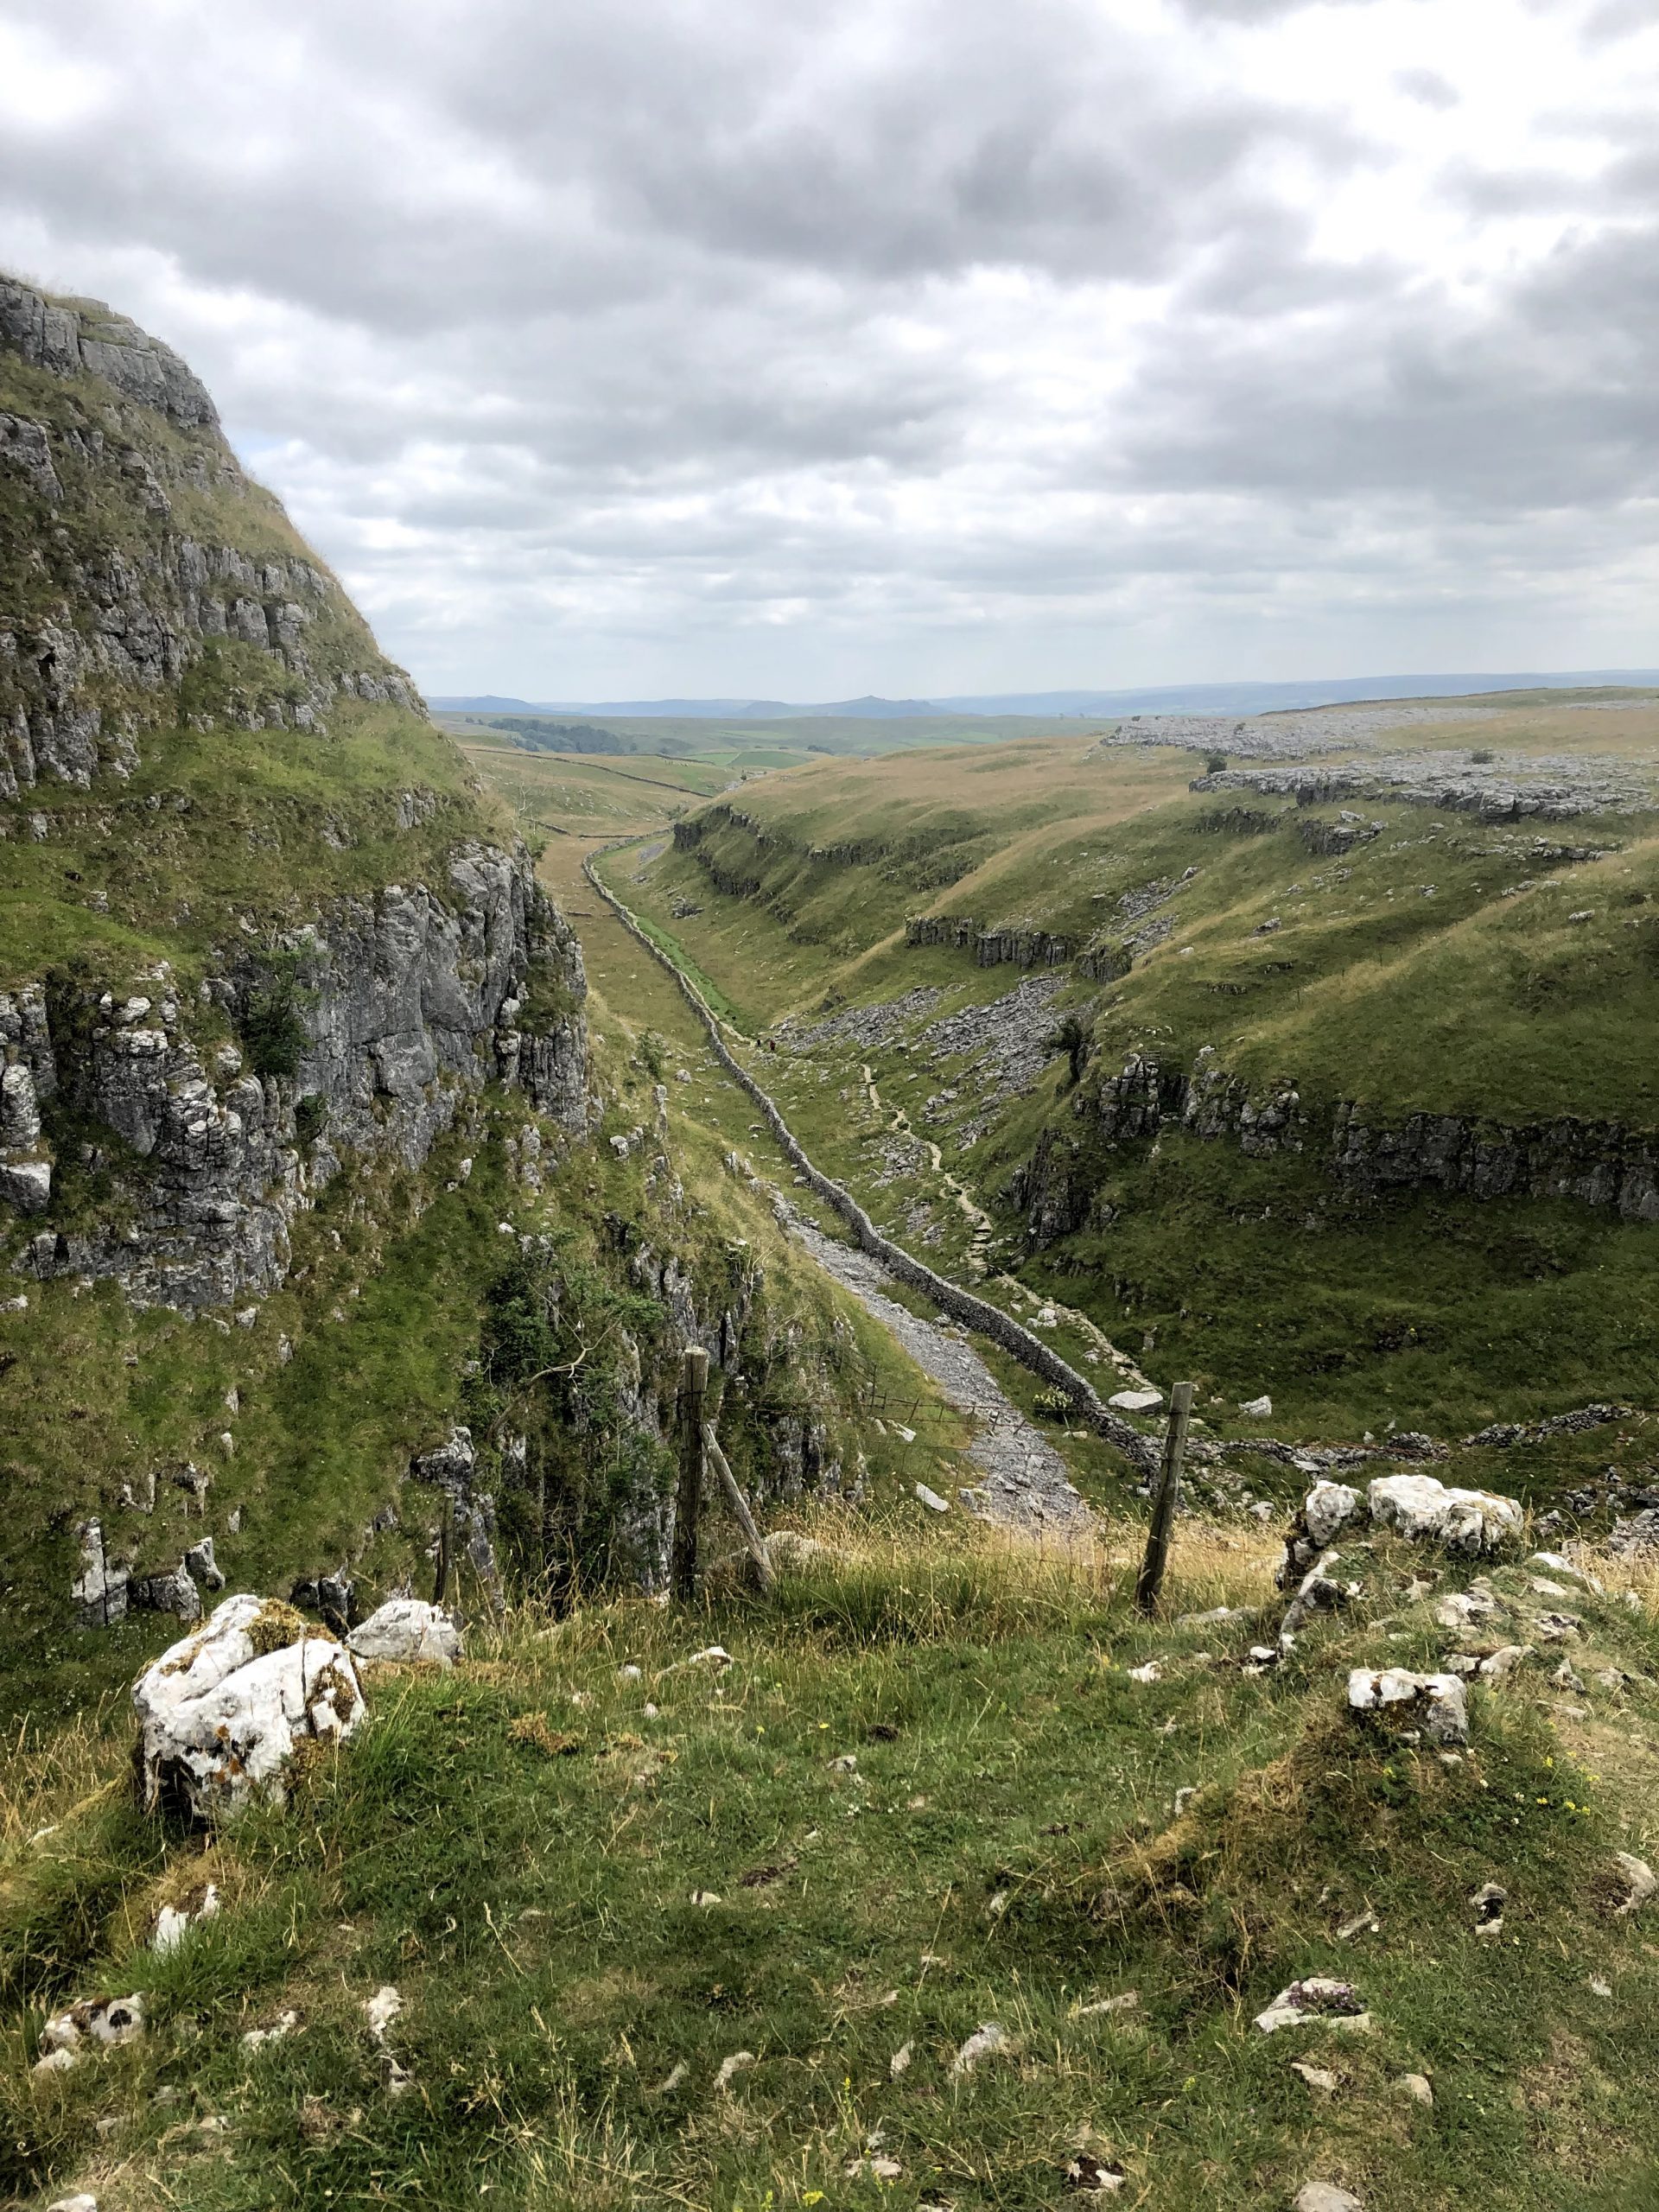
782,1205,1095,1541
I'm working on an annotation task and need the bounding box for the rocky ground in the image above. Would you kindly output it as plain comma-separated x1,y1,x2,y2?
1093,704,1515,760
780,1204,1094,1539
1195,748,1654,821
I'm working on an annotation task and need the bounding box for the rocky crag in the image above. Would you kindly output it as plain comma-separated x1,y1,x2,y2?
0,276,588,1308
0,279,891,1678
0,276,420,791
1012,1045,1659,1246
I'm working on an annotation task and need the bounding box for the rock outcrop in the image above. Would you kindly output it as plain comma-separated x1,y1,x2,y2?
4,844,586,1306
0,276,420,791
0,276,590,1306
1013,1042,1659,1242
132,1592,365,1821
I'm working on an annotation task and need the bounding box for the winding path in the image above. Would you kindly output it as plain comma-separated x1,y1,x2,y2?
584,849,1166,1528
780,1203,1092,1536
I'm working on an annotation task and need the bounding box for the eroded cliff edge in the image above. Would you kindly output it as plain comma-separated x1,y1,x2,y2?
0,276,588,1308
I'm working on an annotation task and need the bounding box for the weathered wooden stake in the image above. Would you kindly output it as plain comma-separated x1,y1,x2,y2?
433,1490,453,1607
1135,1380,1195,1617
671,1346,709,1601
703,1422,775,1594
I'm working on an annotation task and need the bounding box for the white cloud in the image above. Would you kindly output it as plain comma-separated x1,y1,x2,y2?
1,0,1656,696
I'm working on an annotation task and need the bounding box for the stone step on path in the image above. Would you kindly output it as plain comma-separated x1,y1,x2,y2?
779,1201,1094,1540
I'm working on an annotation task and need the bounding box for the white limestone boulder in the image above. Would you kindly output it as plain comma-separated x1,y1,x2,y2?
1304,1482,1363,1548
132,1593,365,1821
347,1599,461,1668
1366,1474,1522,1557
1347,1666,1468,1746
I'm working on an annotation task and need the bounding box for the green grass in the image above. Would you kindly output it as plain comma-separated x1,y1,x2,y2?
8,1528,1659,2209
0,702,480,984
595,736,1659,1453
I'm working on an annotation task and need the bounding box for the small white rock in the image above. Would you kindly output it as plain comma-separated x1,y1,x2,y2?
1294,2186,1363,2212
713,2049,755,2090
1076,1990,1139,2018
1613,1852,1657,1917
1239,1395,1273,1417
950,2019,1010,2075
152,1883,219,1954
913,1483,950,1513
1290,2059,1340,2096
348,1599,461,1668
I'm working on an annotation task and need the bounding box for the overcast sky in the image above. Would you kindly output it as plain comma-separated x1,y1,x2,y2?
3,0,1658,701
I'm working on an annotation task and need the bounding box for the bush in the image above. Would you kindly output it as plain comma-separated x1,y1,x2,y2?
1204,751,1229,775
239,953,313,1080
294,1093,327,1147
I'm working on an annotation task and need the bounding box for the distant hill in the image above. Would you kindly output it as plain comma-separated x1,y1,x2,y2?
433,671,1659,723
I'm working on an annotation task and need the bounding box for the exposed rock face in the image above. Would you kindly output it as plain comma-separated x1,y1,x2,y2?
1347,1665,1469,1745
0,276,422,795
1,281,219,429
407,1427,504,1611
1013,1041,1659,1242
7,845,586,1307
1366,1472,1524,1556
1192,748,1651,822
904,913,1076,969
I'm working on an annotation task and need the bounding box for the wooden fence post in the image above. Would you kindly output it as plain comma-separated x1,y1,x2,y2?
433,1490,453,1607
703,1422,775,1594
671,1346,709,1601
1135,1381,1194,1618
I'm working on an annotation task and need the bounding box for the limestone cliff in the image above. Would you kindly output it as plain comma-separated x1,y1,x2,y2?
0,276,588,1307
0,277,419,788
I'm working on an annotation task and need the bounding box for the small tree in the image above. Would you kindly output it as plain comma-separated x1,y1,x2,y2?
1204,750,1229,776
239,952,312,1079
1046,1013,1093,1091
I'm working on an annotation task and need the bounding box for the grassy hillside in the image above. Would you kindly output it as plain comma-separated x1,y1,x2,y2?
600,711,1659,1453
9,1521,1659,2210
444,708,1105,761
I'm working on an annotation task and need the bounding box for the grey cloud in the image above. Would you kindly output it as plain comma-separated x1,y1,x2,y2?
0,0,1654,696
1394,67,1459,108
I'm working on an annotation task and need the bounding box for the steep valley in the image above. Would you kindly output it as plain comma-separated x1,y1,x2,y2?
7,283,1659,2212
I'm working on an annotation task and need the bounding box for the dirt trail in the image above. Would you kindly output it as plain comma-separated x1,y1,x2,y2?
779,1204,1093,1538
859,1060,995,1277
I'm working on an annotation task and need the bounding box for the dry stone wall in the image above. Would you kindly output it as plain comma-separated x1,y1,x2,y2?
586,851,1157,1477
